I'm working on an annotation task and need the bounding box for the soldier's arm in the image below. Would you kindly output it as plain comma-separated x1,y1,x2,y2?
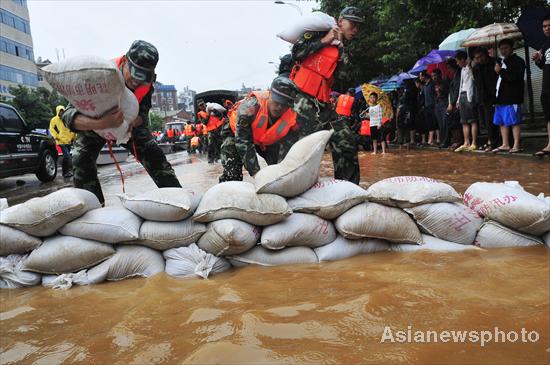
134,84,154,127
235,97,261,176
291,32,326,61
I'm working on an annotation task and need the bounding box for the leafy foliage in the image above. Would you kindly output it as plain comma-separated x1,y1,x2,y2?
4,85,67,129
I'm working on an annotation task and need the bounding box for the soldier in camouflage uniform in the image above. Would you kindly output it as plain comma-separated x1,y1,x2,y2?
219,76,299,182
291,6,364,185
62,40,181,205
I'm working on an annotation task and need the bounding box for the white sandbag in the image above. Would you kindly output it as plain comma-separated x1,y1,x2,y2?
228,246,318,267
120,188,202,221
0,198,7,211
464,182,550,236
85,245,164,282
366,176,462,208
257,154,268,169
0,188,100,237
314,236,390,261
164,244,232,279
277,11,336,44
59,207,142,243
206,102,226,114
335,202,423,244
254,130,333,197
0,255,41,289
43,55,138,143
474,221,543,248
0,225,42,256
391,235,481,252
135,219,206,250
404,202,483,245
260,213,336,250
544,231,550,248
41,270,90,290
193,181,291,226
287,178,368,219
22,235,114,274
197,219,260,256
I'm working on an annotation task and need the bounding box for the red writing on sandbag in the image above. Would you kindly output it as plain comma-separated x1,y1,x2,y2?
463,193,519,217
311,219,329,235
312,179,340,189
73,99,96,112
50,82,109,97
382,176,439,184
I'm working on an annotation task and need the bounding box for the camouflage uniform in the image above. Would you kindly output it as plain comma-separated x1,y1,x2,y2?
219,94,299,182
291,31,361,185
207,125,223,163
62,41,181,204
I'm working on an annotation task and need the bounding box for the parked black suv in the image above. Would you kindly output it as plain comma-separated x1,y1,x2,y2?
0,103,58,182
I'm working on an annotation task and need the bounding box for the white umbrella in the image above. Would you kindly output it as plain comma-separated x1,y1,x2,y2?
439,28,477,50
461,23,522,48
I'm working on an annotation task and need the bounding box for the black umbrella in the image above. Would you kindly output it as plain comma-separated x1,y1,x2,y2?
517,6,550,50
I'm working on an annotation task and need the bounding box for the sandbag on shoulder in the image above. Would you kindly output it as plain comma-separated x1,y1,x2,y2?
0,225,42,256
287,178,368,219
228,246,318,267
391,235,481,252
120,188,202,221
0,255,41,289
22,235,114,274
197,219,260,256
85,245,165,282
0,188,100,237
134,219,206,251
164,244,232,279
254,130,333,197
260,213,336,250
474,221,543,248
314,236,390,261
335,202,423,244
60,207,142,243
405,202,483,245
464,182,550,236
277,11,336,44
366,176,461,208
193,181,291,226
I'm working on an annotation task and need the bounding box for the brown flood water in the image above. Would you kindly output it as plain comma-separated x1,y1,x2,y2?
1,149,550,364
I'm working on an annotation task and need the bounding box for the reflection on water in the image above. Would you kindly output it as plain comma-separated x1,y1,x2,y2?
1,150,549,364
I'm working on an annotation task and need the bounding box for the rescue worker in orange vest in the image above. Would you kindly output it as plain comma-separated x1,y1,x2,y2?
196,100,209,154
290,6,364,185
206,103,226,163
166,127,175,142
218,76,299,182
184,122,194,151
335,88,356,118
61,40,181,205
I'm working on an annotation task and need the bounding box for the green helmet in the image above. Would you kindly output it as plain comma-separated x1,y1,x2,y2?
126,40,159,83
270,76,297,106
339,6,365,23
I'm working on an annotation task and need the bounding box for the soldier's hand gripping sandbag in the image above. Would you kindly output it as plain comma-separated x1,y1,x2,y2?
193,181,291,226
164,244,232,279
43,55,138,143
254,130,333,197
464,182,550,236
474,221,544,248
0,188,101,237
120,188,202,222
287,178,368,219
335,202,423,244
365,176,462,208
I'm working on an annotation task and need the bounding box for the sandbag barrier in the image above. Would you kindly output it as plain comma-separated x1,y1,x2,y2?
1,132,549,289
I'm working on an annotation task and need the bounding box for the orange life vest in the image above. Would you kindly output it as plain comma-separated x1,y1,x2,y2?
335,94,354,116
195,123,203,135
166,129,175,138
290,46,339,103
113,56,152,103
229,91,297,147
359,120,371,136
197,110,209,122
184,124,194,137
206,115,225,132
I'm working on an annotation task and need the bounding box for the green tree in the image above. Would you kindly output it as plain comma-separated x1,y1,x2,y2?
149,112,164,131
5,85,67,129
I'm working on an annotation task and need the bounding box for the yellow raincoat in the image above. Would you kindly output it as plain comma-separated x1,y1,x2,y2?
49,106,75,145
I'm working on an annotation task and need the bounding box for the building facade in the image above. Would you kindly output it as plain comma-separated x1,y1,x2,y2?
0,0,38,98
151,82,178,113
177,86,196,112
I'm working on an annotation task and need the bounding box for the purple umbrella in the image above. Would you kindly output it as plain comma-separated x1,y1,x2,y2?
389,72,417,83
409,49,456,73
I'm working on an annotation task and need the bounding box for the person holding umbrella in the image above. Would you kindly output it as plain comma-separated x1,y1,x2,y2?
532,14,550,157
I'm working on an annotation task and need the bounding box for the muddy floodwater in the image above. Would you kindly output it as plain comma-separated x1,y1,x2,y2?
1,150,549,364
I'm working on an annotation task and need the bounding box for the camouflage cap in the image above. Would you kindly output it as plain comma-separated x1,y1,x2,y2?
270,76,297,106
339,6,365,23
126,40,159,83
